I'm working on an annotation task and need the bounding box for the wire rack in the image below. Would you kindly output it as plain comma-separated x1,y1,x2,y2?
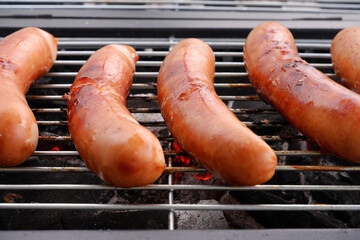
1,36,360,230
1,0,360,14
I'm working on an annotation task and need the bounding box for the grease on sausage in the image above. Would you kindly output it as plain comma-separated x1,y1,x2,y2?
331,27,360,93
244,21,360,163
67,45,166,188
157,38,277,186
0,27,57,166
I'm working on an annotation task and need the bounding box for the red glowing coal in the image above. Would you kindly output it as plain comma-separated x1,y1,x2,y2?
172,141,212,181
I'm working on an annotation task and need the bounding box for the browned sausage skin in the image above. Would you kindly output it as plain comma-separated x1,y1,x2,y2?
244,21,360,163
157,38,277,186
67,45,166,188
331,27,360,93
0,27,57,166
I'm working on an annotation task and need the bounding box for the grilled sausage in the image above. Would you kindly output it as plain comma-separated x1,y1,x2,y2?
67,45,166,187
331,27,360,93
157,39,277,186
0,27,57,166
244,21,360,163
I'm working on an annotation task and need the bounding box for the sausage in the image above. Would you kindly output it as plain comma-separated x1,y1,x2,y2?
331,27,360,93
67,45,166,187
244,21,360,163
0,27,57,166
157,38,277,186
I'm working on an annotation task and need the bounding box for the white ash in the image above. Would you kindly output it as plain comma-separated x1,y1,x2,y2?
175,199,229,229
132,113,164,122
279,141,289,165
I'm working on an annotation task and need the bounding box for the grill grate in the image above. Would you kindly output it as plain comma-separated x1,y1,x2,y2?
1,0,360,14
1,36,360,230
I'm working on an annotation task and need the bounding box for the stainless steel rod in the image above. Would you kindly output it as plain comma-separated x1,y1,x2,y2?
53,60,246,67
0,203,360,211
31,83,253,89
2,0,360,10
56,50,330,58
37,135,307,142
27,95,262,101
56,50,246,57
32,108,279,115
33,107,277,114
32,108,66,113
52,60,333,69
55,37,329,43
36,120,287,127
31,150,324,156
1,184,360,191
1,165,359,173
37,121,68,125
56,41,331,49
34,151,79,156
39,136,72,140
2,4,359,15
44,72,251,77
43,72,337,78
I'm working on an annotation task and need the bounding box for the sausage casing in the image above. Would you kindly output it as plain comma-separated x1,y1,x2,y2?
331,27,360,93
158,38,277,186
67,45,166,187
244,21,360,163
0,27,57,166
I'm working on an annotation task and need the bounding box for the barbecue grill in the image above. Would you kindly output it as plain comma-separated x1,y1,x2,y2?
1,1,360,239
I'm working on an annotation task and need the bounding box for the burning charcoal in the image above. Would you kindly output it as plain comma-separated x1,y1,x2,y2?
304,159,360,228
173,172,226,203
3,193,23,203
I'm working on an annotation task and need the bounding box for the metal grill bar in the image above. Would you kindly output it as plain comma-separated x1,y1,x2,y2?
36,120,287,128
27,95,262,101
38,135,308,142
57,50,246,57
43,72,337,78
33,107,278,114
57,41,332,49
2,4,360,15
1,165,360,173
39,136,71,140
31,83,254,89
30,150,324,157
57,50,331,59
54,37,331,43
1,184,360,191
167,38,175,231
1,203,360,211
52,60,333,69
55,60,249,67
2,0,360,8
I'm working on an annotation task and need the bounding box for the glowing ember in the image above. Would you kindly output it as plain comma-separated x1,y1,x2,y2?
194,172,212,180
172,141,191,166
3,193,23,203
171,141,212,181
172,141,183,152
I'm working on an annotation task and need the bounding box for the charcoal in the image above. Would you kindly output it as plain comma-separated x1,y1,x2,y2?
175,200,229,230
220,193,264,229
228,190,348,228
0,209,168,230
